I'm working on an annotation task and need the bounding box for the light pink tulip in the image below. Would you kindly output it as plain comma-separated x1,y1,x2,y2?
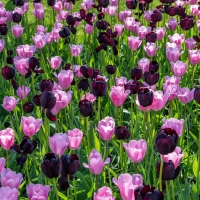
144,10,152,22
123,139,147,163
49,133,69,156
114,24,124,36
21,116,42,137
138,58,150,73
1,168,23,189
118,10,131,22
136,97,152,112
124,17,136,31
113,173,143,200
0,17,7,24
161,118,184,137
81,0,94,10
2,96,19,112
0,158,6,172
166,18,177,31
110,0,118,6
142,82,156,91
163,147,184,169
94,186,115,200
177,87,195,104
137,26,148,40
81,93,96,104
197,20,200,30
189,50,200,65
170,60,188,77
0,39,4,53
46,32,54,44
115,76,127,86
68,128,83,150
83,149,110,175
16,45,36,58
151,91,170,111
166,46,182,62
27,183,50,200
164,75,181,85
155,27,166,40
53,1,62,12
51,27,61,42
185,38,196,50
73,65,83,78
85,24,94,34
69,44,83,57
13,7,23,15
144,42,157,57
175,0,185,6
56,70,74,90
12,24,24,38
32,33,48,49
110,86,130,107
64,2,74,11
14,56,29,75
22,3,29,13
36,25,47,33
168,33,185,45
128,36,142,51
190,4,199,15
0,7,6,17
166,42,181,50
0,128,15,150
56,11,69,22
105,6,118,16
32,5,44,20
0,186,18,200
97,116,115,141
49,56,62,70
16,86,31,100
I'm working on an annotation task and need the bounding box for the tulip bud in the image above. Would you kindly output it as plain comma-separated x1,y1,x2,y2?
12,13,22,23
125,80,140,94
23,102,34,113
33,94,41,106
149,61,159,72
29,56,40,70
151,9,162,23
7,50,13,55
39,79,54,92
58,175,70,190
146,31,157,43
0,24,8,35
91,69,101,79
126,0,137,9
130,67,142,80
80,65,93,78
115,126,130,140
194,87,200,104
47,0,56,6
144,70,159,86
40,91,56,110
78,78,89,91
106,65,116,75
79,99,94,117
2,66,15,80
14,0,25,6
138,87,154,107
91,76,108,97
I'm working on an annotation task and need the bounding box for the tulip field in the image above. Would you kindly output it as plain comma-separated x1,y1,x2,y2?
0,0,200,199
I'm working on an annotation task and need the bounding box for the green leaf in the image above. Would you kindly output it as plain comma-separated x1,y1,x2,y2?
89,122,101,152
58,191,68,200
191,183,199,200
192,157,198,178
76,171,90,190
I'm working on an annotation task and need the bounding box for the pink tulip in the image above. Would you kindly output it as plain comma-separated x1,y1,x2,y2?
168,33,185,45
1,168,23,189
177,87,195,104
36,25,47,34
81,93,96,104
0,186,18,200
12,24,24,38
32,33,48,49
0,17,7,24
155,27,166,40
113,173,143,200
189,50,200,65
123,139,147,163
185,38,196,50
144,10,152,22
110,0,118,6
49,56,62,70
136,97,152,112
21,116,42,137
51,27,61,42
170,60,188,77
16,85,31,100
175,0,185,6
118,10,131,22
0,128,15,150
0,158,6,172
164,75,181,85
32,5,44,20
64,2,74,11
0,39,4,53
115,76,127,86
56,11,69,22
56,70,74,90
114,24,124,36
105,6,118,16
190,4,199,15
142,82,156,91
2,96,19,112
163,147,184,169
49,133,69,156
73,65,83,78
166,42,181,50
0,7,6,17
54,22,63,29
124,17,136,31
85,24,94,34
68,128,83,150
197,20,200,30
137,26,148,40
16,45,36,58
166,46,182,62
110,86,130,107
94,186,115,200
69,44,83,57
6,11,13,21
189,0,198,4
151,91,170,111
22,3,29,13
14,56,29,75
27,183,50,200
166,18,177,31
53,1,62,12
83,149,110,174
138,58,150,73
144,42,157,57
81,0,94,10
46,32,54,44
14,7,23,15
161,117,184,137
97,116,115,141
128,36,142,51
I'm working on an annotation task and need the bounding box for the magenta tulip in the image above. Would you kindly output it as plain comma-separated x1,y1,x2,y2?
68,128,83,150
32,4,44,20
32,33,48,49
185,38,196,50
49,56,62,70
85,24,94,34
105,6,118,16
2,96,19,112
118,10,131,22
128,36,142,51
155,27,166,41
144,42,158,57
177,87,195,104
114,24,124,36
189,50,200,65
166,18,177,31
13,56,29,75
137,26,148,40
69,44,83,57
73,65,83,78
12,24,24,38
16,85,31,100
166,46,182,62
0,186,18,200
16,45,36,58
94,186,115,200
170,60,188,77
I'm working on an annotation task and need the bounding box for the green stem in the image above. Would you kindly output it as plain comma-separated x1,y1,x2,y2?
6,150,9,168
198,125,200,192
9,112,19,143
171,181,175,200
26,157,30,184
44,109,49,153
72,179,77,200
67,175,70,199
166,181,170,200
169,101,173,118
97,97,101,122
120,140,123,172
134,163,137,173
95,175,98,191
106,141,112,190
159,155,164,191
85,117,90,155
31,74,36,96
53,178,59,200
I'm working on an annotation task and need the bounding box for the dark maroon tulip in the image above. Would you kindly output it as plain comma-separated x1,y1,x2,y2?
125,80,140,94
149,61,159,72
6,57,14,64
98,0,109,8
12,13,22,23
96,20,109,30
78,78,89,91
40,91,56,110
138,87,154,107
156,160,180,181
134,185,164,200
59,27,70,38
143,0,153,3
155,128,178,155
11,79,18,89
7,50,13,55
29,56,40,70
146,31,157,43
166,6,177,16
151,10,162,23
2,66,15,80
130,68,142,80
33,94,41,106
106,65,116,75
176,6,185,16
194,87,200,104
39,79,54,92
91,76,107,97
61,154,80,175
79,99,94,117
180,15,195,30
58,175,70,191
41,153,62,178
0,24,8,35
46,110,57,122
150,21,157,29
144,70,159,86
97,12,105,20
23,102,34,113
14,0,25,6
63,63,71,70
80,65,93,78
112,46,118,55
160,0,174,3
66,15,76,26
126,0,138,9
91,69,101,79
47,0,56,6
115,126,130,140
10,136,37,166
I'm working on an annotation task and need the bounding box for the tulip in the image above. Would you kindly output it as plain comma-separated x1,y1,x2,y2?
0,39,4,53
41,153,62,178
81,0,94,10
149,60,159,71
81,93,96,104
105,6,118,16
40,91,56,110
0,186,18,200
49,56,62,70
194,87,200,104
155,27,166,41
146,31,157,43
128,36,142,51
39,79,54,92
11,24,24,38
137,26,148,40
166,18,177,31
106,65,116,75
22,2,29,13
69,44,83,57
0,128,15,150
68,128,83,150
177,87,195,104
83,149,110,175
137,87,154,107
49,133,69,156
161,117,184,137
23,102,34,113
2,66,15,80
94,186,115,200
123,139,147,163
125,80,140,94
155,128,178,155
115,76,127,87
79,99,94,117
168,33,185,46
56,70,74,90
114,24,124,36
1,168,23,189
33,94,41,106
33,6,44,20
27,183,50,200
189,50,200,65
170,60,187,77
80,65,94,78
115,126,130,140
144,70,159,86
138,58,150,73
16,85,31,100
110,86,130,107
21,116,42,137
166,46,182,62
113,173,143,200
16,45,36,58
118,10,131,22
144,42,158,57
32,33,48,49
0,157,6,172
2,96,19,112
85,24,94,34
185,38,196,50
180,15,195,30
13,56,29,75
